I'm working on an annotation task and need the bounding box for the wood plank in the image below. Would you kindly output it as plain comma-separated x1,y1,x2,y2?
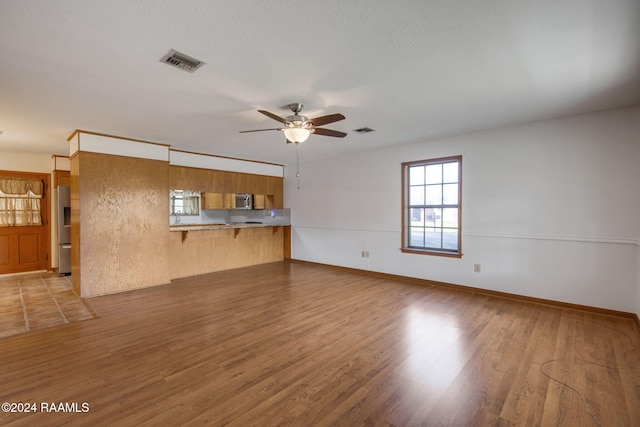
0,261,638,426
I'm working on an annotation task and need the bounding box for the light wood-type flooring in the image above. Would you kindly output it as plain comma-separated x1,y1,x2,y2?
1,261,638,426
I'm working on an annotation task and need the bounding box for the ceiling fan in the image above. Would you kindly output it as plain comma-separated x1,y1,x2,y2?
240,103,346,143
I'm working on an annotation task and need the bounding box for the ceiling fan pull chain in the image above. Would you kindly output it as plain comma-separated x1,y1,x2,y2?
296,142,301,190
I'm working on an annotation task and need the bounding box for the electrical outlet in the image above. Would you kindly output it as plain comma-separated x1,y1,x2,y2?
474,263,481,273
365,251,370,258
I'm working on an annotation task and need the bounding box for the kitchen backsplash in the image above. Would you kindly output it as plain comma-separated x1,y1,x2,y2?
171,208,291,226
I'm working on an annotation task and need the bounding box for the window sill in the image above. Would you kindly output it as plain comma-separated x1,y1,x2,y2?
401,248,463,258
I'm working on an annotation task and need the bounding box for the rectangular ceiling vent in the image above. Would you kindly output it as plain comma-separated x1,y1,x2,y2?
354,127,375,134
160,49,205,73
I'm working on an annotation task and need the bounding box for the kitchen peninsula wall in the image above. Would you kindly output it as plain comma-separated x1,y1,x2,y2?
68,131,285,298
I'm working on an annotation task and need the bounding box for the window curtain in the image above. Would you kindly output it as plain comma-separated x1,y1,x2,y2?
170,190,200,215
182,191,199,215
0,177,43,227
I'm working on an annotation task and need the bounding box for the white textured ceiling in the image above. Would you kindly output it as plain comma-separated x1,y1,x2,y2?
1,0,639,166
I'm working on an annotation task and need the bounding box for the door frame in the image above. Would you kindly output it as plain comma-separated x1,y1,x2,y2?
0,170,51,274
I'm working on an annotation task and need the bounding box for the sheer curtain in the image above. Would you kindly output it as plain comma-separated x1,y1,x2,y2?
170,190,200,215
182,191,199,215
0,177,43,227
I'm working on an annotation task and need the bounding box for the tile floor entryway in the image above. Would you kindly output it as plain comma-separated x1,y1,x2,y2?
0,273,97,338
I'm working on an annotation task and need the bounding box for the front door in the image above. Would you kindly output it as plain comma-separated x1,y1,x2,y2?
0,171,50,275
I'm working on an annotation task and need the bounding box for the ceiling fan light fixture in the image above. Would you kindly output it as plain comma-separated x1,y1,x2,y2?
283,127,310,143
240,103,346,142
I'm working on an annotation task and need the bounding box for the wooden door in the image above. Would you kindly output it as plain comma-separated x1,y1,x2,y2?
0,172,50,275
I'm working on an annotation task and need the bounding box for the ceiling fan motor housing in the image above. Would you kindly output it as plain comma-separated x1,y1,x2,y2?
286,104,308,126
286,114,309,126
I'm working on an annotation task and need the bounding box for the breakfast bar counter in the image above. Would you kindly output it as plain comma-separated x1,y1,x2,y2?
169,222,275,231
168,224,289,280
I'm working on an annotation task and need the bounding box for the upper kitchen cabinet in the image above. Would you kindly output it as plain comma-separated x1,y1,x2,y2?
169,150,284,208
199,192,276,210
170,166,283,209
253,194,275,210
201,192,234,210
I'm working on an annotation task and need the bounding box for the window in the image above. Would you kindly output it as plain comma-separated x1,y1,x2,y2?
402,156,462,257
170,190,200,216
0,177,43,227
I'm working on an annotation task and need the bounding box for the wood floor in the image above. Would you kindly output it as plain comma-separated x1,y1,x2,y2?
0,261,638,426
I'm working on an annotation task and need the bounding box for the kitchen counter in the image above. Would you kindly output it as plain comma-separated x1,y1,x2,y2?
169,222,283,232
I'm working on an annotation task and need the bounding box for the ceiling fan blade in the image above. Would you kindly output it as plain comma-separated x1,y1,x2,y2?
312,128,347,138
309,113,345,127
239,128,282,133
258,110,286,123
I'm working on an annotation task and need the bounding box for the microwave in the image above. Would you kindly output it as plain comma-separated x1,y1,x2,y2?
234,193,253,209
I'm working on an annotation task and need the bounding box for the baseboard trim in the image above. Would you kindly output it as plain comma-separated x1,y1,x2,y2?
0,269,48,279
290,259,639,322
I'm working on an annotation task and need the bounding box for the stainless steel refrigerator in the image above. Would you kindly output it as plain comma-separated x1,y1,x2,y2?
57,185,71,275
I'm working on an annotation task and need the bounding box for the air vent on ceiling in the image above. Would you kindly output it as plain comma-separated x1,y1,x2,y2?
159,49,205,73
353,127,375,134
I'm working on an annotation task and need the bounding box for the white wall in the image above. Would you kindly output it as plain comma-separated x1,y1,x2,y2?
0,151,54,173
286,107,640,313
637,240,640,318
636,112,640,319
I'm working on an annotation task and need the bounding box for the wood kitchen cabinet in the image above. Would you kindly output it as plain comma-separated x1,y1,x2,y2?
170,166,284,209
201,192,234,210
202,193,276,210
253,194,275,209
